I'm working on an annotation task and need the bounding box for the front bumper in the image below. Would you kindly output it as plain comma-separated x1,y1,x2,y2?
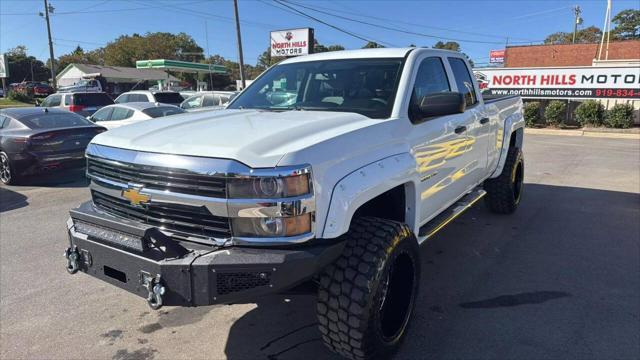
65,201,344,307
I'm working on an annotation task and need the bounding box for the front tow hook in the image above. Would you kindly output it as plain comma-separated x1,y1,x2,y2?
64,246,80,274
141,273,166,310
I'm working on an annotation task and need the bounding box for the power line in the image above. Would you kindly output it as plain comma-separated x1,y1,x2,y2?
264,0,396,47
53,38,107,46
285,0,539,43
280,0,511,45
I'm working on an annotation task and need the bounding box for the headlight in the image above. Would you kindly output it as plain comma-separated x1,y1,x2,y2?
232,214,312,237
227,173,310,198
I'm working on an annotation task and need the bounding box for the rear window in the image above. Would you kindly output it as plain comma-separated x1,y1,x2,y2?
73,93,114,106
153,93,183,104
142,107,185,118
19,112,94,129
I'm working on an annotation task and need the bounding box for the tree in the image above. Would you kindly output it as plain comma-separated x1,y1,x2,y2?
362,41,384,49
5,46,50,84
102,32,204,67
612,9,640,40
56,46,105,72
544,26,602,44
433,41,461,52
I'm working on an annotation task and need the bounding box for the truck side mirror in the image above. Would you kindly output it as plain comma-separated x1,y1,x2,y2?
418,92,466,118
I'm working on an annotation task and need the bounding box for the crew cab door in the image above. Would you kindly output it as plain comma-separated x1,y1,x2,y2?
407,56,481,226
445,57,490,185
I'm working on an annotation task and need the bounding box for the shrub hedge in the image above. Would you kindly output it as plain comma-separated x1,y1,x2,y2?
544,100,566,127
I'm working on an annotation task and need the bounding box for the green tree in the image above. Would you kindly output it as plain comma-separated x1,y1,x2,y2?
5,45,50,84
544,26,602,44
102,32,203,67
544,100,567,127
56,46,105,72
612,9,640,39
574,100,605,127
362,41,384,49
604,103,635,128
433,41,461,52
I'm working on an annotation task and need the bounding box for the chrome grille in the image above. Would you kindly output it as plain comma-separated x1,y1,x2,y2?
92,191,231,239
87,157,227,198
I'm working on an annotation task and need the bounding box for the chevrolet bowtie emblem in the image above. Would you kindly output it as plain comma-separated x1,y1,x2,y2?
122,188,151,206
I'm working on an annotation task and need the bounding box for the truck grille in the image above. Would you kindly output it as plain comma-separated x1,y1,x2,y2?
88,157,227,198
92,191,231,239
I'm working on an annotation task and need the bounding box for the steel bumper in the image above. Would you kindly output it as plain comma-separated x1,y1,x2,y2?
66,201,344,307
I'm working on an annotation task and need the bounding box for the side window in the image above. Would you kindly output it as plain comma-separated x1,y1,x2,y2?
116,94,128,104
447,57,477,107
409,57,451,123
47,95,61,107
0,116,7,128
91,107,113,121
111,107,134,121
64,95,72,106
131,94,148,102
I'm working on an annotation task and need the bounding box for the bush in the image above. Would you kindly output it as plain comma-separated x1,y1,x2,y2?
7,91,32,103
523,102,541,127
574,100,604,127
544,100,567,127
604,103,635,129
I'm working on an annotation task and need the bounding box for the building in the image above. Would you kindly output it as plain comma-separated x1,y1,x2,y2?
504,40,640,67
56,63,179,95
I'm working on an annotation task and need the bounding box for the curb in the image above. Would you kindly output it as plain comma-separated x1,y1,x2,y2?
525,128,640,140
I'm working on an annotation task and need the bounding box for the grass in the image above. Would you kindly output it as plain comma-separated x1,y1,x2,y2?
0,97,35,108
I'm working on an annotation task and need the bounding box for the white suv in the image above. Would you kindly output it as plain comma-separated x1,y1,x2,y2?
114,90,184,106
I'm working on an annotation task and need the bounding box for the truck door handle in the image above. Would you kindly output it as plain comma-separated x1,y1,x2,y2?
454,126,467,134
480,117,490,125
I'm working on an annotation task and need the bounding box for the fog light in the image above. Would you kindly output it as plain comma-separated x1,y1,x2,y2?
74,220,146,251
232,214,311,237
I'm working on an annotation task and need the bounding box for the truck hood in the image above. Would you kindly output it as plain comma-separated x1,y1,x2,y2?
90,109,380,168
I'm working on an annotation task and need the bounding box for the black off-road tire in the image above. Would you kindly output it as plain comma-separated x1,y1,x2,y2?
484,146,524,214
317,217,420,360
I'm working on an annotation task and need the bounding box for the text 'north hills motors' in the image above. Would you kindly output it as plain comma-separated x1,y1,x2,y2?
474,66,640,99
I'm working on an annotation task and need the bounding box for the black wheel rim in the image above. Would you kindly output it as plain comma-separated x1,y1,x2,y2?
0,154,10,184
513,161,524,204
378,251,416,342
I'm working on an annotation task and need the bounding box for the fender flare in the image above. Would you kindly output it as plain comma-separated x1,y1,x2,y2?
490,111,525,178
321,152,418,239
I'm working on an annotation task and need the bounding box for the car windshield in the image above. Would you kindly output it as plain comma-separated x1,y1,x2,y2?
227,58,404,119
20,112,94,129
142,106,185,118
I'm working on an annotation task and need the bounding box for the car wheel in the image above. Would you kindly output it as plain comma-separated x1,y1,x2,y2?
484,146,524,214
317,217,420,359
0,151,19,185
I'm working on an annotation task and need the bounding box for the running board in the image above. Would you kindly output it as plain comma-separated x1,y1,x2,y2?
417,188,486,243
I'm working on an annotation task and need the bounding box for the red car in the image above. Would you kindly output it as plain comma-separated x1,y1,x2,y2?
33,83,55,97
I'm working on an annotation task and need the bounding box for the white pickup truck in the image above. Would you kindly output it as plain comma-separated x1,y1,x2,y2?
64,48,524,359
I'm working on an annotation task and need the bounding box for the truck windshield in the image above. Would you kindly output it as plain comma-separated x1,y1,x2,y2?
228,58,404,119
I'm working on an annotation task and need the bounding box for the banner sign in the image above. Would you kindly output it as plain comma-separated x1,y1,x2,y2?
270,28,314,57
0,54,9,78
474,66,640,99
489,49,505,64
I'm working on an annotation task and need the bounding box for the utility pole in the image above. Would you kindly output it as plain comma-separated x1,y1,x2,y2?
572,6,582,44
40,0,56,87
205,20,213,90
233,0,246,90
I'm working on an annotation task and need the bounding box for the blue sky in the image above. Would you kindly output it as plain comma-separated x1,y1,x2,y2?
1,0,638,67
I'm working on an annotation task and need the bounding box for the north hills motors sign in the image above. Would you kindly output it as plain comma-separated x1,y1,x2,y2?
474,66,640,100
270,28,314,57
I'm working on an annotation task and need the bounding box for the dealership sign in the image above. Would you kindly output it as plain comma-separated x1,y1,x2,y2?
474,66,640,99
270,28,314,57
489,49,505,64
0,54,8,78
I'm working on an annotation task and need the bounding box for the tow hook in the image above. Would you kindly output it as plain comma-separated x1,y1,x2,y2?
64,246,80,274
141,272,165,310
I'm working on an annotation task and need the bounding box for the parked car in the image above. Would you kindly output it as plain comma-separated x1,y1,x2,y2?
180,91,238,111
40,92,114,117
33,83,55,97
88,102,184,130
0,107,106,184
64,48,525,359
114,90,184,106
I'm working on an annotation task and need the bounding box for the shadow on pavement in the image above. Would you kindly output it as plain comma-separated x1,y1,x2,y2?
0,187,29,212
224,184,640,360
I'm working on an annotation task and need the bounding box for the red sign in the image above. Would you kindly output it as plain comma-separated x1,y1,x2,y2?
490,49,505,64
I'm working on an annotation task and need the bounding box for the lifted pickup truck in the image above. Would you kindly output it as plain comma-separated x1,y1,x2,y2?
64,48,524,359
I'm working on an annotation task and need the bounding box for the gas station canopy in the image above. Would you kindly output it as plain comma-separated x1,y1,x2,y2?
135,59,227,74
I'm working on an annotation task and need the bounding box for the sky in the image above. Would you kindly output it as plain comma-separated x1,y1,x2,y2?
1,0,638,67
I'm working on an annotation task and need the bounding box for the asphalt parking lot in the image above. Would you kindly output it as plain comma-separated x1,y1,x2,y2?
1,133,638,360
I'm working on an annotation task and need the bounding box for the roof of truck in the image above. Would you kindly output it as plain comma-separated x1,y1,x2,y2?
279,47,465,65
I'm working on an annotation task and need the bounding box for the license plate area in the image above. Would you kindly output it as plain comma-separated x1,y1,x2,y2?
104,265,127,283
